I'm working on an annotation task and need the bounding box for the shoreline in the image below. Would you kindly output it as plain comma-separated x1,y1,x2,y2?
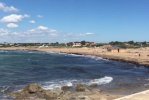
0,47,148,67
59,52,149,67
1,47,149,99
38,48,149,67
9,83,121,100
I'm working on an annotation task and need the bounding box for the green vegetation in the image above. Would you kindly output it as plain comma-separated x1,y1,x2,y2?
0,41,148,48
109,41,149,48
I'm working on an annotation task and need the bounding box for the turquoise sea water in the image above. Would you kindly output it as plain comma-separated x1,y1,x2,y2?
0,50,149,99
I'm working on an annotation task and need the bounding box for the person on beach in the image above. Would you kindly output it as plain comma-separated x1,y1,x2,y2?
118,49,120,53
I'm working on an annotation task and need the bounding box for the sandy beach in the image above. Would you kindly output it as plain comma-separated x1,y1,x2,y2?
1,46,149,67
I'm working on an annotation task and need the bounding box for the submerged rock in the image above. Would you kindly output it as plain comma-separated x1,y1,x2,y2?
89,83,98,88
75,84,86,92
25,83,43,93
9,83,118,100
61,85,72,92
10,83,59,100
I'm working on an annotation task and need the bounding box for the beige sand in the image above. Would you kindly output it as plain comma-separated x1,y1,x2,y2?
29,47,149,66
114,90,149,100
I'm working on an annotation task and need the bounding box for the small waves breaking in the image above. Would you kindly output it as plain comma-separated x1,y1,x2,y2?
61,53,109,61
42,76,113,90
88,76,113,85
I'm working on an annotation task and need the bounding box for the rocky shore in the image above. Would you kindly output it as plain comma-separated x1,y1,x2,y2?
10,83,119,100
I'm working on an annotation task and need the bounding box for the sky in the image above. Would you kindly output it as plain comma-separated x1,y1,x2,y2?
0,0,149,43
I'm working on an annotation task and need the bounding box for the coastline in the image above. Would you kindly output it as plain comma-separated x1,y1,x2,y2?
38,47,149,67
1,47,149,99
0,47,148,67
9,83,121,100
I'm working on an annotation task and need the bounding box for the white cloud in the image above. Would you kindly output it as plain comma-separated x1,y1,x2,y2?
65,32,95,37
7,23,18,28
29,20,36,24
37,15,43,18
0,28,9,36
79,32,95,36
0,26,58,37
0,2,19,13
1,14,19,23
0,25,95,42
85,32,94,35
27,26,58,37
0,14,28,23
0,28,20,36
37,26,48,30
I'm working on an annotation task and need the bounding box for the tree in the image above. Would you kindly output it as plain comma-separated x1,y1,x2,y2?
142,41,147,45
81,41,86,45
128,41,134,45
66,42,73,46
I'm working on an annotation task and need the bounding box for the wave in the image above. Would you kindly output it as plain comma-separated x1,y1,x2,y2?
0,86,13,100
43,51,107,62
67,54,84,57
42,76,113,90
62,53,109,61
0,76,113,99
0,86,9,93
42,80,76,90
84,55,109,61
88,76,113,85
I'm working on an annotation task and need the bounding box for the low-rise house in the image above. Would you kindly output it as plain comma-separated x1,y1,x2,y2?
66,41,96,47
85,42,96,47
72,42,82,47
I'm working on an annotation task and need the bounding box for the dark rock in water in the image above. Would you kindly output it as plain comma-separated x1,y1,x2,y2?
61,86,72,91
75,84,86,92
10,83,60,100
9,83,106,100
25,83,43,93
89,83,98,88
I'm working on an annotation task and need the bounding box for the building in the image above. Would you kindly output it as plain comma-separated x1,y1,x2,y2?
72,42,82,47
66,41,96,47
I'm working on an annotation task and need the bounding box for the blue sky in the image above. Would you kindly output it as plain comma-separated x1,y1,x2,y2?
0,0,149,43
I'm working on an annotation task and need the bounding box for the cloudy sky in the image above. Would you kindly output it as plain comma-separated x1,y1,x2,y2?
0,0,149,43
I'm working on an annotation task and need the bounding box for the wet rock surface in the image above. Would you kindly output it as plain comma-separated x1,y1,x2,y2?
10,83,60,100
75,84,86,92
10,83,119,100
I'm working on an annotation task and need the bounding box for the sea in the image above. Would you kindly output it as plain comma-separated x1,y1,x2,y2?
0,50,149,99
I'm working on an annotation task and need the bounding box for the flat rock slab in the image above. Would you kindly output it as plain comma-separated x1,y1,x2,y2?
115,90,149,100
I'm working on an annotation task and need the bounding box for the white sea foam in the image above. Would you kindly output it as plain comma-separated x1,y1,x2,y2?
66,54,83,57
86,55,102,60
47,51,109,61
0,86,9,93
42,80,76,90
43,84,61,90
49,51,56,53
88,76,113,85
42,76,113,90
83,55,109,61
66,53,108,61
